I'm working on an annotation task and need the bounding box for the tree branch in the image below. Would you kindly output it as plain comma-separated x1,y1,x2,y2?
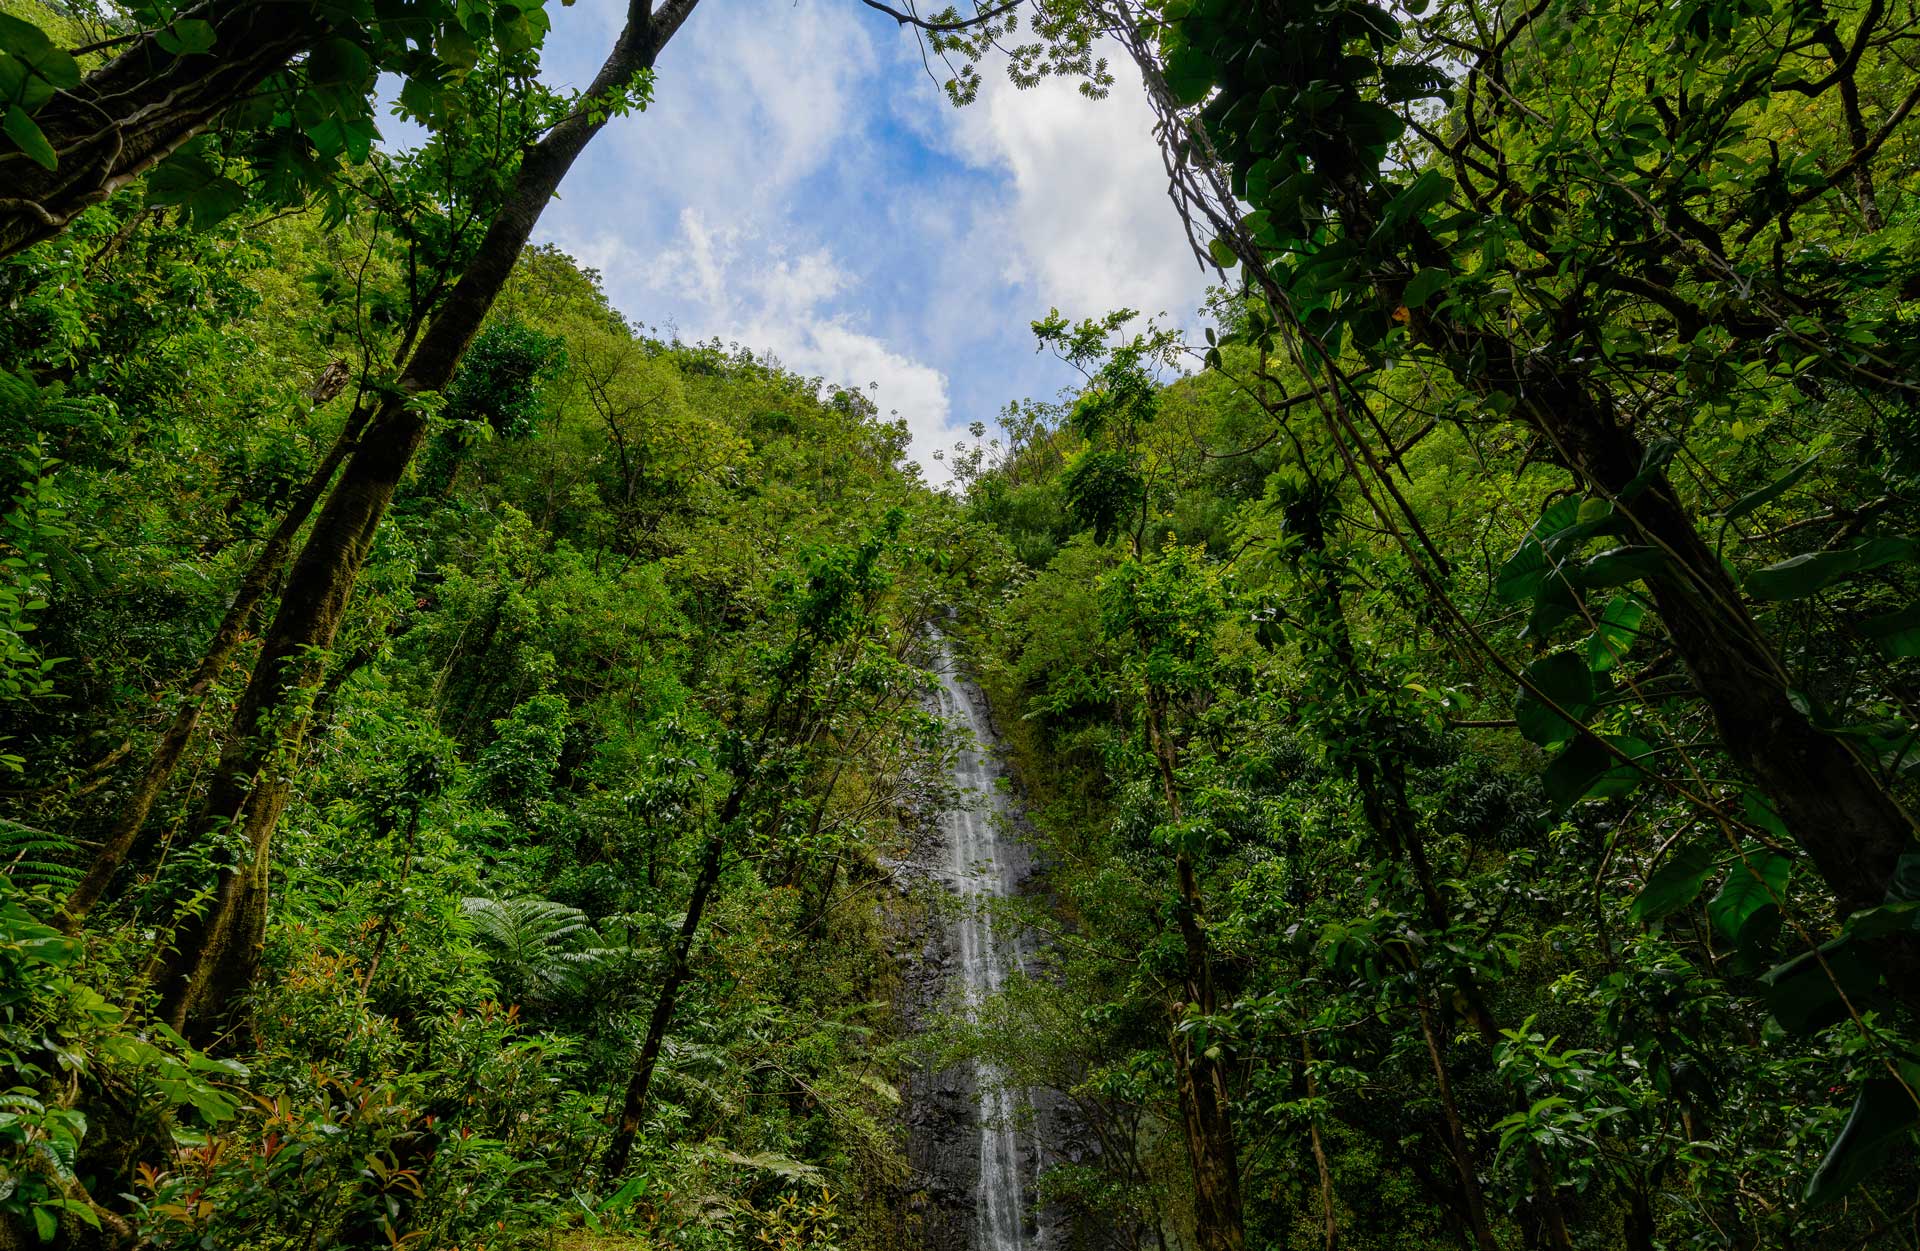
857,0,1021,34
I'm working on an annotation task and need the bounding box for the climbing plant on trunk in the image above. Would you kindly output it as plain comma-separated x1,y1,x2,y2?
1100,547,1247,1251
0,0,556,256
1093,0,1920,1206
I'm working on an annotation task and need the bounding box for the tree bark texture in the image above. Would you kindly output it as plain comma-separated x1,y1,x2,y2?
0,0,324,259
600,806,733,1179
1414,986,1502,1251
1341,159,1917,923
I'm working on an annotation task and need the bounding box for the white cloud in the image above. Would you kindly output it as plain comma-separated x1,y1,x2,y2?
558,208,956,478
800,322,953,458
527,6,1208,486
538,1,960,472
927,48,1208,329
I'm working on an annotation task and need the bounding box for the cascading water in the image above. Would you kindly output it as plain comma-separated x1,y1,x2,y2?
929,630,1034,1251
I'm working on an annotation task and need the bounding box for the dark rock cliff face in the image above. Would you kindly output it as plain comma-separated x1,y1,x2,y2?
889,638,1090,1251
895,856,980,1251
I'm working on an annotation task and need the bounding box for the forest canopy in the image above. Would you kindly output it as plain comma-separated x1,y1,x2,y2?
1,0,1919,1248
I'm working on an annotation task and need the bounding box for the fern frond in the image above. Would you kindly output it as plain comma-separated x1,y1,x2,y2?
0,818,81,895
460,896,613,1007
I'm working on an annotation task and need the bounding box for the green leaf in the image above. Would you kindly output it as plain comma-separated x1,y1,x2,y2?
0,12,80,88
1860,604,1920,659
1720,451,1823,522
1888,850,1920,903
1497,497,1582,604
1619,437,1680,502
1207,236,1239,268
1589,734,1653,799
1542,732,1610,810
1735,791,1785,842
437,24,480,69
597,1173,652,1212
32,1207,55,1240
1804,1067,1920,1206
1759,939,1878,1034
3,104,55,170
1342,99,1405,149
146,145,247,228
1403,267,1450,308
1350,2,1403,43
396,74,448,124
1706,844,1790,946
155,18,216,55
1577,545,1669,590
1632,842,1716,923
1588,595,1643,672
1376,170,1451,239
1745,536,1919,601
1522,574,1582,642
53,1197,98,1228
1515,651,1594,747
0,55,49,112
307,36,372,87
1842,899,1920,941
1381,60,1447,101
1163,45,1215,106
1245,157,1279,203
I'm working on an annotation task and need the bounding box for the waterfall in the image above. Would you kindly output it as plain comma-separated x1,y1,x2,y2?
930,630,1033,1251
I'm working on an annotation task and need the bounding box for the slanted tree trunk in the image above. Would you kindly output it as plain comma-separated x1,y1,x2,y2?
1501,360,1918,917
1128,28,1919,936
1302,1039,1338,1251
1414,986,1502,1251
150,0,705,1042
1285,499,1573,1247
1350,154,1918,924
600,784,739,1179
0,0,325,259
61,382,365,929
602,627,848,1176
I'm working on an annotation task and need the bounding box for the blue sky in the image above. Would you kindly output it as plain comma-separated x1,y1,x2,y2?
518,0,1212,483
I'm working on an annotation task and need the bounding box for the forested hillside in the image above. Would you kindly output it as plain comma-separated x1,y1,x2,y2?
0,195,997,1243
943,0,1920,1247
2,0,1918,1248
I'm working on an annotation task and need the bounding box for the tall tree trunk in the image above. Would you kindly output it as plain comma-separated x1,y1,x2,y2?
1296,522,1573,1247
600,797,735,1179
358,802,425,995
61,390,366,929
1352,156,1917,923
599,577,878,1175
1303,1039,1338,1251
150,0,704,1042
0,0,324,259
1414,986,1502,1251
1511,365,1918,917
1146,690,1246,1251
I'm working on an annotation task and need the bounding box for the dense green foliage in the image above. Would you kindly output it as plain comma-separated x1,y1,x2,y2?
3,0,1920,1246
935,0,1920,1246
0,191,982,1245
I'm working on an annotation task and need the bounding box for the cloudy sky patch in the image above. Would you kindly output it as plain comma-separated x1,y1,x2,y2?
531,0,1210,482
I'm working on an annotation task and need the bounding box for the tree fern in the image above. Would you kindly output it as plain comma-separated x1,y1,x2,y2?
459,896,617,1008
